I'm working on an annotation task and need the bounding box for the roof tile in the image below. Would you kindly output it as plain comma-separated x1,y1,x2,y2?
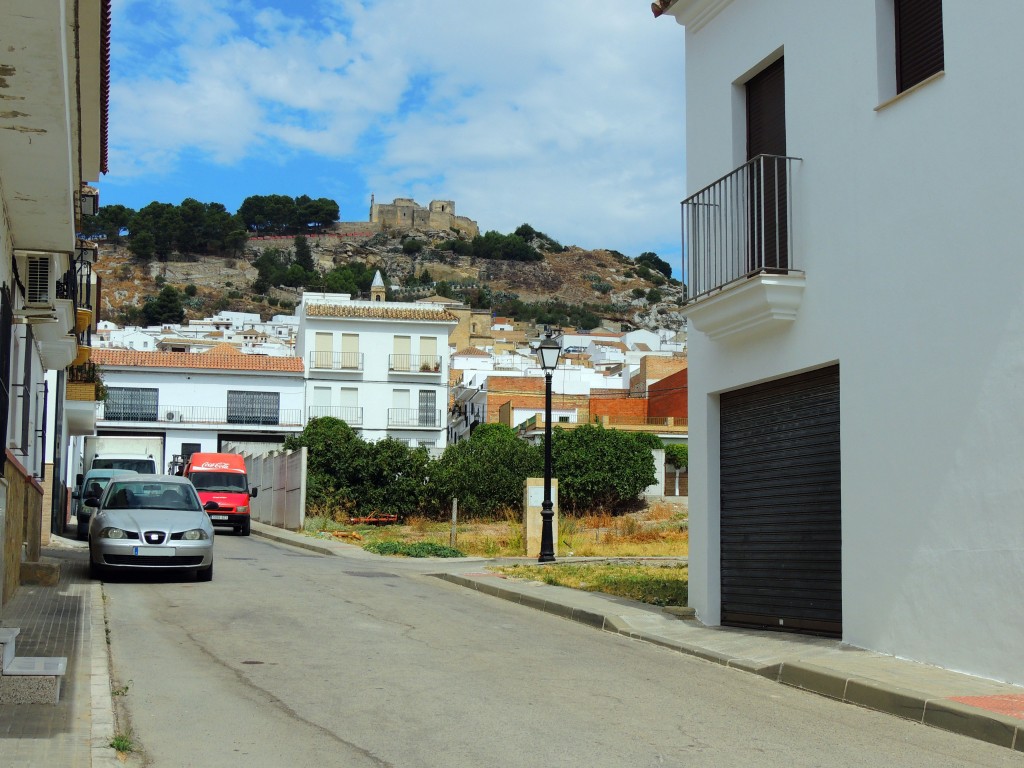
91,348,304,372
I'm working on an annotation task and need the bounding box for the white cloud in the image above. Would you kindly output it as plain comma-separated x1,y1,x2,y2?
105,0,686,264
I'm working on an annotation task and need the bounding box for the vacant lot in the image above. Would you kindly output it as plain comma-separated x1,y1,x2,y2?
303,500,689,559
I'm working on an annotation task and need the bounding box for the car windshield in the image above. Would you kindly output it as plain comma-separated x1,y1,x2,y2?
188,471,248,493
84,478,113,499
104,481,202,512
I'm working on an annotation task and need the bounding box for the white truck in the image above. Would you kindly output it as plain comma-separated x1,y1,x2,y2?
78,435,164,480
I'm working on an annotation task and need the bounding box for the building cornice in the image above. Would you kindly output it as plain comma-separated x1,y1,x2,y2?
667,0,735,32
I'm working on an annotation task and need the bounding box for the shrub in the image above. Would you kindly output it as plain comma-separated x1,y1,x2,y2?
402,239,424,254
552,424,657,513
363,541,465,558
665,444,688,470
184,284,197,297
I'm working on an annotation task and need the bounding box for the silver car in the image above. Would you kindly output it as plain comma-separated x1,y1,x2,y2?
87,475,215,582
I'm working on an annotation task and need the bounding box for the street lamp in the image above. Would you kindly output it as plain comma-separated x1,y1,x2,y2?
535,329,562,563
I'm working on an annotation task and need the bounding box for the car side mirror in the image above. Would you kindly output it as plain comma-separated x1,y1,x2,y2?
72,489,80,500
250,487,258,499
204,501,220,511
84,498,100,508
76,473,84,487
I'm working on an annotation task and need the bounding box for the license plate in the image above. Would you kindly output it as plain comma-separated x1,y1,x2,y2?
133,546,176,556
210,515,229,521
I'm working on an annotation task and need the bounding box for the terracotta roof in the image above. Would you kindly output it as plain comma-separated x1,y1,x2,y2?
306,304,458,322
91,349,304,372
207,343,242,355
453,347,490,357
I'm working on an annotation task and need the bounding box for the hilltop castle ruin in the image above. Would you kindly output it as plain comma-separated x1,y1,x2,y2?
369,196,480,238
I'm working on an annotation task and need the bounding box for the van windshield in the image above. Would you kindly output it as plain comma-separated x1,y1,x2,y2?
93,459,156,473
189,471,248,493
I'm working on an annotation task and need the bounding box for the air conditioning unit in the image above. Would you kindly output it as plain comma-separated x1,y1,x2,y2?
166,410,183,422
25,254,54,309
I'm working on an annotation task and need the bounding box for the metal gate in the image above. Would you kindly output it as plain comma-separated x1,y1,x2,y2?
719,365,841,636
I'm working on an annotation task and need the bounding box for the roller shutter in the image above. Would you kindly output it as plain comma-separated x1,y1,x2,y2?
719,365,841,636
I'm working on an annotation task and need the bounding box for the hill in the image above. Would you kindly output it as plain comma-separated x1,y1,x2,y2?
93,227,687,332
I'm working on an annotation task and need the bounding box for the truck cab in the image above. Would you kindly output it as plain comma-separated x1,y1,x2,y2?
184,453,257,536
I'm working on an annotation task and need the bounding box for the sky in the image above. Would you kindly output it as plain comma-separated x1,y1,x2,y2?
104,0,687,276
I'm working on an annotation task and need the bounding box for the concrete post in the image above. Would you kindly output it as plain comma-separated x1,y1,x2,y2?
523,477,558,558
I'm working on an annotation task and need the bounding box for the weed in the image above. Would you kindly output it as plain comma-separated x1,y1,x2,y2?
493,563,688,607
110,732,135,753
111,680,132,696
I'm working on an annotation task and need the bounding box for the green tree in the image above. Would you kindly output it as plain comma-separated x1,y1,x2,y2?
431,424,542,518
552,424,657,513
283,418,368,510
128,230,156,263
357,439,432,517
637,252,673,279
141,286,185,325
82,203,134,243
293,235,315,272
665,443,688,470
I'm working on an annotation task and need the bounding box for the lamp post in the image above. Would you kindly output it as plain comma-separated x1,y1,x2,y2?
535,329,562,563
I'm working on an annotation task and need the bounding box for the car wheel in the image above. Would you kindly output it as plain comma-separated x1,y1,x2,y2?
196,561,213,582
239,518,251,537
89,559,104,580
76,524,88,542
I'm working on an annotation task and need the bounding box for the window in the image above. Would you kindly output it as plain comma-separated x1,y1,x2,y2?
106,387,159,422
895,0,943,93
227,390,280,425
418,390,437,427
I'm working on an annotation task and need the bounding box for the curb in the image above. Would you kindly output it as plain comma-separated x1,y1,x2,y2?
89,581,124,767
432,573,1024,752
250,526,339,556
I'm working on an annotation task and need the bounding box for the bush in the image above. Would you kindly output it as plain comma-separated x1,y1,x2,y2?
646,288,663,304
552,424,657,513
665,443,688,470
402,239,424,254
363,541,466,558
431,424,542,518
184,284,197,297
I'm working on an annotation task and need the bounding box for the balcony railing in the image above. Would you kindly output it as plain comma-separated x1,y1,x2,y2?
99,403,303,427
307,405,363,425
387,408,442,428
388,354,442,373
683,154,801,303
308,351,363,371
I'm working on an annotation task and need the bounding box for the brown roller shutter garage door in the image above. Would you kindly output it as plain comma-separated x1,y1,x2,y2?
719,365,841,637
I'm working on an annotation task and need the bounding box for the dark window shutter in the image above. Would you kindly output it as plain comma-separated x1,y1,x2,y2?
896,0,944,93
746,58,786,159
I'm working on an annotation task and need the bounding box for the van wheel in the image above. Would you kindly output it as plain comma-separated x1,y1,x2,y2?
239,518,251,537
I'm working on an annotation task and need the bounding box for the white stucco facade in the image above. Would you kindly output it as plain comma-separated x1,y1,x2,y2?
669,0,1024,683
297,293,456,449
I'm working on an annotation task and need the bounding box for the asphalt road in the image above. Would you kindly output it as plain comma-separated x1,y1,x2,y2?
102,533,1019,768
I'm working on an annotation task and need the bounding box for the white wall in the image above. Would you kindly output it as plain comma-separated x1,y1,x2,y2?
676,0,1024,683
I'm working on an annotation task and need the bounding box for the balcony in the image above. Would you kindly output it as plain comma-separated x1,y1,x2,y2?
98,404,303,427
307,405,363,426
387,408,442,429
388,354,442,375
682,154,805,342
308,351,363,372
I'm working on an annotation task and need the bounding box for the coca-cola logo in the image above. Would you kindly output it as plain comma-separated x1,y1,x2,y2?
199,462,231,469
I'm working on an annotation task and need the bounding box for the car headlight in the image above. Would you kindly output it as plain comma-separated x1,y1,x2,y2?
182,529,209,541
99,527,129,539
237,506,249,515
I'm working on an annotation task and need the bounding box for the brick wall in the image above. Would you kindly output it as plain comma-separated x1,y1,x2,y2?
649,367,688,419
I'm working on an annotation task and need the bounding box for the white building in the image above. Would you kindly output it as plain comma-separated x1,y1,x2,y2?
663,0,1024,683
88,345,305,471
297,288,456,450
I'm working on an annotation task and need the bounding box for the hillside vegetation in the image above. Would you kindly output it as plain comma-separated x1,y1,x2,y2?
87,195,687,332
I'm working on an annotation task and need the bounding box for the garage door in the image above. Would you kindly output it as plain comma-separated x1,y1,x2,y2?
719,365,841,636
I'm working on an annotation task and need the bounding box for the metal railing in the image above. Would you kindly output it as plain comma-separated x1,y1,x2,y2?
307,405,363,425
388,354,442,373
99,403,303,427
387,408,442,428
308,351,363,371
682,154,801,303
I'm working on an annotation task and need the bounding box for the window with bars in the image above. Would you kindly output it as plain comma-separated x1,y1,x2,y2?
227,390,280,425
895,0,943,93
105,387,159,422
418,390,437,427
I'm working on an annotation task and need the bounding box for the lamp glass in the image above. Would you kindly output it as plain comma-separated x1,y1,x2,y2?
537,337,561,370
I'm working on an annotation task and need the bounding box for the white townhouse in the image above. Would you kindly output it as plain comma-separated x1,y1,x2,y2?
88,345,305,472
661,0,1024,683
297,284,457,450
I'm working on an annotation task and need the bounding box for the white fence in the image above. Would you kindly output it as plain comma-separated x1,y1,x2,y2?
237,448,307,531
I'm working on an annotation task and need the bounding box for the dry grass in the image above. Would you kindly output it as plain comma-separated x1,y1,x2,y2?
304,500,688,558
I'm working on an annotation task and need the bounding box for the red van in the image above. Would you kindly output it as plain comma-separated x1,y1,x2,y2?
185,453,257,536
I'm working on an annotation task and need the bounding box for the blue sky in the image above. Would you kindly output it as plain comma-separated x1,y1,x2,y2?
104,0,687,274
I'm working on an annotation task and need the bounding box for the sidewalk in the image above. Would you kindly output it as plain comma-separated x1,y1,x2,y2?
0,539,121,767
256,522,1024,753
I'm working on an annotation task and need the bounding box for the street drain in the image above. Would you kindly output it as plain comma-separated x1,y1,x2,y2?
241,660,264,665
